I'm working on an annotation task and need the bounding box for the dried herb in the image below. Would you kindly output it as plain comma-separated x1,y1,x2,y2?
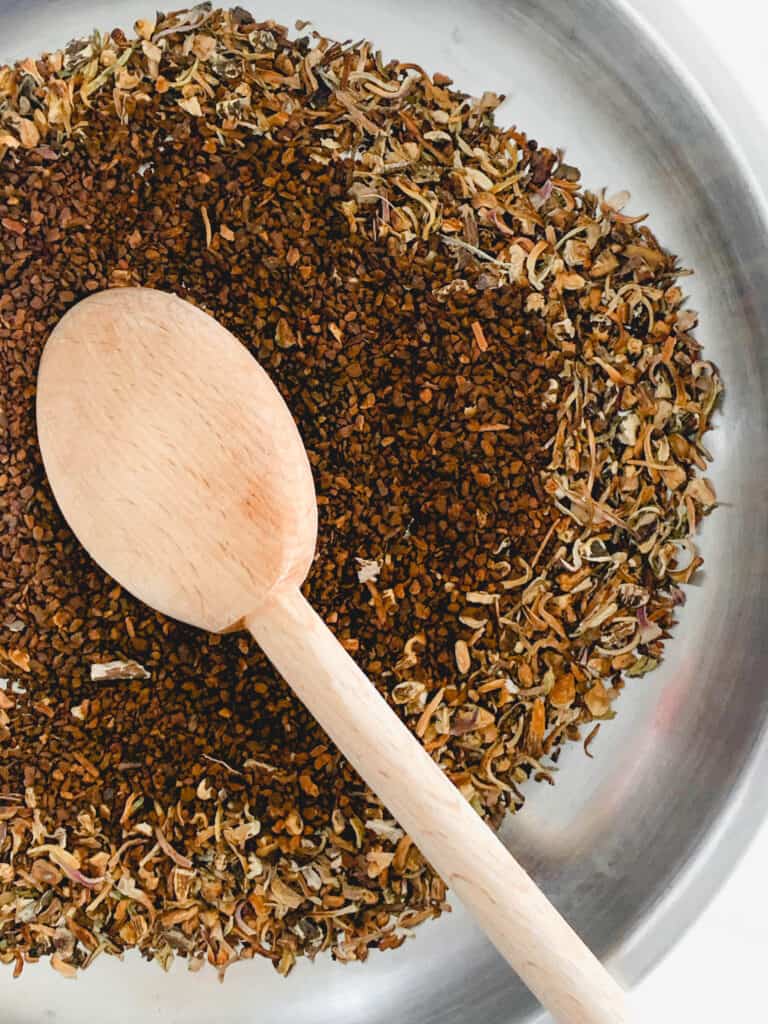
0,7,720,979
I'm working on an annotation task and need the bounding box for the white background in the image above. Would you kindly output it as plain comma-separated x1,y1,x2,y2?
630,1,768,1019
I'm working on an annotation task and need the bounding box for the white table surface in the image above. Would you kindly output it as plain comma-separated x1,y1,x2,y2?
629,0,768,1019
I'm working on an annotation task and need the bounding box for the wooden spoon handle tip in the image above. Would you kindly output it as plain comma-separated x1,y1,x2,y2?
247,589,629,1024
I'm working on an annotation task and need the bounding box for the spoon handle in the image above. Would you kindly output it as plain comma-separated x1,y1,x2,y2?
247,588,628,1024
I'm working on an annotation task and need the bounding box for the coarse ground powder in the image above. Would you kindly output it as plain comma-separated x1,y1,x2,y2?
0,8,720,977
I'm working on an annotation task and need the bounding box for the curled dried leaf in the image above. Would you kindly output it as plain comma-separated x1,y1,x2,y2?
454,639,471,674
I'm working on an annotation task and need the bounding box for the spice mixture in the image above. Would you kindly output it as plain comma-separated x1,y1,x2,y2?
0,5,721,978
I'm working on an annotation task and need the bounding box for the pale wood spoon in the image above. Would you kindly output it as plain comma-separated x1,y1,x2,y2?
36,287,628,1024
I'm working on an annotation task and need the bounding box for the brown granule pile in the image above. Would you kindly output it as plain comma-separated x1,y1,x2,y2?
0,6,720,978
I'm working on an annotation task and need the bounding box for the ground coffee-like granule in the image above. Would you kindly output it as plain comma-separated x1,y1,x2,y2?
0,8,720,977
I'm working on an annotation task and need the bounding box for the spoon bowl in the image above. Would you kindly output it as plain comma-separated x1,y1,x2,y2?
36,287,317,633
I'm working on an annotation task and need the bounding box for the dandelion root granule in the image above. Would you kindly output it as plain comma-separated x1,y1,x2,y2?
0,7,721,978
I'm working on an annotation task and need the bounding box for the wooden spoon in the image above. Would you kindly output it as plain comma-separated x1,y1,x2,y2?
36,287,628,1024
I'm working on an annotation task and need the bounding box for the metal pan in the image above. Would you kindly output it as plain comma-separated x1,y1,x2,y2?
1,1,766,1020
